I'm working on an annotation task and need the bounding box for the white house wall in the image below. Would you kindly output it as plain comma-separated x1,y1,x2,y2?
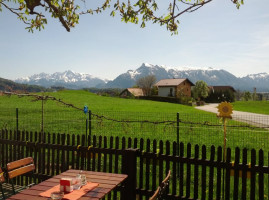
158,87,175,97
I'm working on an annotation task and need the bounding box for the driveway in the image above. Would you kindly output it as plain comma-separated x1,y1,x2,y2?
195,104,269,129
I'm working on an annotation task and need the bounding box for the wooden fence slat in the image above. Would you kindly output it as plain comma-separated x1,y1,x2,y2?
80,134,86,171
172,142,177,196
145,139,150,194
194,144,199,199
61,134,66,172
186,143,191,198
138,138,144,200
259,149,264,200
109,136,113,173
241,148,247,200
92,136,96,171
165,141,171,196
216,146,222,200
71,134,75,170
233,147,240,200
56,133,61,174
179,142,184,198
97,136,102,172
47,133,51,176
159,140,164,186
152,140,157,192
103,136,108,173
225,148,231,200
208,146,215,200
250,149,256,200
201,145,207,200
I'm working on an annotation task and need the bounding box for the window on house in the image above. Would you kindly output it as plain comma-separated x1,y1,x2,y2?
170,88,173,96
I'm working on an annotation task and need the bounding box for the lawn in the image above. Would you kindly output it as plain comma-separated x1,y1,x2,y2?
232,101,269,115
0,90,269,154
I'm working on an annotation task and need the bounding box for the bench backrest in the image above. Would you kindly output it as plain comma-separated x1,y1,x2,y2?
7,157,35,179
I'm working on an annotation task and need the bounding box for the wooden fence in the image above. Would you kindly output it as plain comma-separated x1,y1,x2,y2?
0,130,269,200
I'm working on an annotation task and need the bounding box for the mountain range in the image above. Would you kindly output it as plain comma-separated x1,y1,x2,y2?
14,63,269,92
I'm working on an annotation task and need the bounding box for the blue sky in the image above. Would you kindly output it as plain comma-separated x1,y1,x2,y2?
0,0,268,80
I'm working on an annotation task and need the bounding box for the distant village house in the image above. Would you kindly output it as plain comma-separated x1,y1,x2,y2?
119,88,145,98
154,78,194,98
208,86,236,94
206,85,236,102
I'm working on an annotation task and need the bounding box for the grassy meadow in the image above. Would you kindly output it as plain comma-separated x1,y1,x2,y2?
1,91,269,200
0,90,269,154
232,100,269,115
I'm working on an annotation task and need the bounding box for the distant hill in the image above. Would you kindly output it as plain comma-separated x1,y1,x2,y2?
14,63,269,92
0,77,46,92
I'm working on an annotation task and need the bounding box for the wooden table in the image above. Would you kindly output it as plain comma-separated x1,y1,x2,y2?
7,169,128,200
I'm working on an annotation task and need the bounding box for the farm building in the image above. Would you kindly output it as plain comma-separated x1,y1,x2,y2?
206,85,236,102
154,78,194,98
208,86,236,93
119,88,145,98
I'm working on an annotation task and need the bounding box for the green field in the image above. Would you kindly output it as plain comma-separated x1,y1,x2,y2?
232,101,269,115
0,90,269,154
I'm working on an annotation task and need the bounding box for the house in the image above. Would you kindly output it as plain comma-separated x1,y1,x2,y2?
154,78,194,98
206,85,236,102
208,86,236,93
119,88,145,98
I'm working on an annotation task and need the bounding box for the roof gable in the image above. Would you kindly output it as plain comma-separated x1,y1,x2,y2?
120,88,145,96
155,78,194,87
209,86,236,92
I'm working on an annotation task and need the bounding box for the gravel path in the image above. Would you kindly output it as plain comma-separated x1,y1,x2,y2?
195,104,269,129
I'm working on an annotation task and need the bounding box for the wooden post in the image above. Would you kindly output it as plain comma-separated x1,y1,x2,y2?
122,148,138,200
177,112,179,178
41,97,44,142
223,118,227,161
89,110,92,146
16,108,19,136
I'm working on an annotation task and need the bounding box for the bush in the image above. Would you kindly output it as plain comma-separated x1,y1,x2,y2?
139,96,193,106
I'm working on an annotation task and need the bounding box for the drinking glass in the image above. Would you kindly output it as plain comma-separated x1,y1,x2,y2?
50,191,64,200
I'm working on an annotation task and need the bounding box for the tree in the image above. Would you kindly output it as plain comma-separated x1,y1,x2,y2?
243,91,251,101
192,80,209,101
0,0,244,33
136,75,156,96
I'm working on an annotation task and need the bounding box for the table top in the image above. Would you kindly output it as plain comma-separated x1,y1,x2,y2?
7,169,128,200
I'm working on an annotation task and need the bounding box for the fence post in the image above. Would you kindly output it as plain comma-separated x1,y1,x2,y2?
89,110,92,146
85,117,88,144
16,108,19,138
177,112,180,177
122,148,138,200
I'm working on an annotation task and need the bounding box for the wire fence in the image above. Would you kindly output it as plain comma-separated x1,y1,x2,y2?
0,107,269,152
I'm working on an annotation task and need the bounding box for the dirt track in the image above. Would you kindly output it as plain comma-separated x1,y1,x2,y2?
195,103,269,129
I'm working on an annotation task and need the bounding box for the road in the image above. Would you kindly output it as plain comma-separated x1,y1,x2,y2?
195,103,269,129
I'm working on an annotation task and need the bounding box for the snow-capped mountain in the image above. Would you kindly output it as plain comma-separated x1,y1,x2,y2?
14,64,269,91
239,73,269,91
106,63,269,91
15,70,106,89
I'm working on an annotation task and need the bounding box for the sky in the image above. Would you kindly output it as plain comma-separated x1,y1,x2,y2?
0,0,269,81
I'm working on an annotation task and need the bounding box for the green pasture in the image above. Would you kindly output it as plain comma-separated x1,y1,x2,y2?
0,90,269,155
232,101,269,115
1,91,269,199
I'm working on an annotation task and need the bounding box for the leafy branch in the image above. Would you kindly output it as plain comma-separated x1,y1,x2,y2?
0,0,244,34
